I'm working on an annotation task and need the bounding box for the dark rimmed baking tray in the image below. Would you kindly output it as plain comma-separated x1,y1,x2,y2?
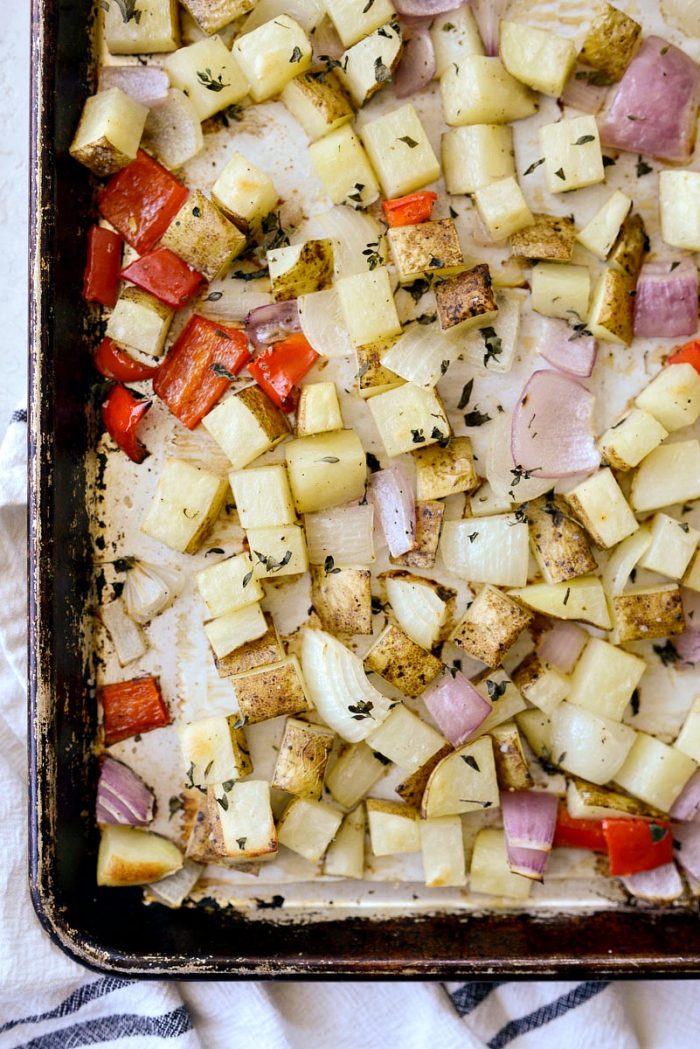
27,0,700,977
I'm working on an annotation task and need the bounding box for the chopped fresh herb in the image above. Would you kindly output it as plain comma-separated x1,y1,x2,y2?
636,157,653,177
510,505,529,525
442,21,455,31
568,320,592,340
661,45,670,55
523,158,545,176
431,426,445,440
236,837,247,849
468,531,479,543
255,894,285,909
362,0,375,10
196,67,230,92
670,261,681,272
347,182,365,204
681,503,693,514
108,0,141,23
399,136,419,148
216,793,229,811
510,464,534,487
403,277,431,303
653,640,678,666
602,155,616,167
679,521,690,533
457,378,474,410
630,689,640,716
374,56,391,83
557,752,567,765
411,428,426,443
574,135,595,145
373,750,392,765
324,555,341,575
204,760,214,777
486,679,507,700
449,205,458,218
348,700,374,721
650,822,668,844
222,779,235,791
217,104,244,127
362,241,382,270
289,46,303,63
254,549,293,573
554,167,566,181
260,210,290,251
316,455,340,463
464,409,491,427
627,114,640,121
192,205,202,218
183,508,199,519
416,312,437,325
366,451,381,473
428,256,445,269
480,326,502,367
185,762,196,789
371,595,384,614
462,754,480,771
563,587,571,606
211,362,236,380
168,795,184,819
242,569,253,589
206,291,223,302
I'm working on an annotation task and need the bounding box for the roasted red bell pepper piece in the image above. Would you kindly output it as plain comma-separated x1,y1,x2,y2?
94,337,159,383
247,333,319,412
602,817,673,876
98,150,189,254
120,247,203,308
100,676,170,746
553,805,606,851
382,191,438,228
83,226,123,308
153,315,251,429
668,339,700,374
102,384,152,463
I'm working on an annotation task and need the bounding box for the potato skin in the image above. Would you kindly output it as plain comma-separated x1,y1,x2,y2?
270,239,335,302
395,743,452,807
271,718,335,799
413,437,478,501
215,612,283,678
451,584,533,667
590,267,635,345
435,263,498,332
311,565,373,635
238,384,291,443
364,623,443,697
234,657,312,723
180,0,254,34
161,189,246,281
355,335,404,398
528,495,597,583
608,213,648,280
490,721,533,792
612,586,685,643
387,219,464,283
284,68,354,129
509,213,576,261
580,3,642,81
391,500,445,569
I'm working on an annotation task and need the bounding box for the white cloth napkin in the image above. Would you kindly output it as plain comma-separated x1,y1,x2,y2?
0,410,698,1049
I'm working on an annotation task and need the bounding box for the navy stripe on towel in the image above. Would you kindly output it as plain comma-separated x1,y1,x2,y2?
16,1005,192,1048
487,981,610,1049
0,978,131,1035
449,982,506,1016
10,409,26,424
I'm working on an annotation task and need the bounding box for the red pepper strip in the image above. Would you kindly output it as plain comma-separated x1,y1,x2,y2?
382,191,438,228
98,150,189,254
668,339,700,374
94,337,159,383
100,676,170,746
602,817,673,876
153,315,251,429
247,333,319,412
120,247,203,309
83,226,122,308
553,805,606,851
102,384,152,463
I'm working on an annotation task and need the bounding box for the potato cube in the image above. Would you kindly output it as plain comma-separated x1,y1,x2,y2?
435,264,498,334
268,239,334,301
325,742,389,808
509,213,576,262
468,481,513,518
360,104,440,198
612,585,684,643
441,124,514,195
104,0,179,54
540,115,605,194
512,653,569,717
553,702,636,784
208,779,277,858
179,714,253,788
367,704,445,775
197,552,264,618
387,219,464,284
531,262,591,321
202,385,290,470
323,0,397,48
685,550,700,593
271,718,335,799
304,505,375,567
598,408,667,472
587,267,634,346
440,56,537,126
355,337,405,398
469,828,532,900
508,577,611,629
577,191,632,260
420,816,466,888
500,21,576,97
308,125,380,209
336,21,403,107
204,602,269,659
281,69,354,142
516,708,553,764
180,0,254,34
527,496,597,584
614,732,697,812
247,524,308,578
439,514,530,588
631,440,700,513
106,286,173,358
337,267,401,347
212,152,278,233
638,513,700,579
391,500,444,569
450,584,533,667
635,363,700,433
675,698,700,764
233,655,312,724
232,16,312,102
431,7,483,78
609,212,648,280
160,190,246,282
364,623,442,697
277,796,343,861
142,88,204,170
285,429,367,512
474,176,533,242
490,721,533,792
368,384,450,458
566,777,657,820
214,611,283,677
567,637,646,722
413,437,477,501
141,458,228,554
660,171,700,252
310,565,372,635
297,382,343,436
565,468,638,548
229,464,295,530
97,826,182,887
163,37,248,120
580,3,642,81
395,743,452,807
324,806,366,878
421,736,499,817
366,799,420,855
69,88,148,176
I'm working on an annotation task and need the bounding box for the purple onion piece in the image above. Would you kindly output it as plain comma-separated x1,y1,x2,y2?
245,300,300,351
96,756,155,826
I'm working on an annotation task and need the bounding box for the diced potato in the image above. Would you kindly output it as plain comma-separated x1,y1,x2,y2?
212,152,278,233
208,779,278,858
325,741,390,808
160,190,246,282
69,88,148,176
473,669,527,737
588,267,636,344
421,736,499,817
508,577,611,630
391,500,445,569
367,703,445,775
141,458,228,554
297,382,343,436
232,15,312,101
580,3,642,81
304,504,375,566
567,777,656,820
355,335,405,399
431,6,483,78
685,550,700,592
197,552,263,618
310,564,372,634
614,732,697,812
631,440,700,513
395,743,452,808
180,0,254,35
612,584,684,643
97,826,182,887
435,264,499,334
636,363,700,434
106,286,173,358
324,805,365,878
540,115,605,194
565,468,638,548
163,37,248,120
552,701,636,785
104,0,180,54
233,655,312,723
608,213,648,280
336,21,403,107
440,56,537,126
450,584,533,667
441,124,515,195
469,828,532,900
271,717,335,799
366,799,420,855
530,262,591,321
598,408,668,471
516,708,553,764
323,0,397,48
439,514,529,588
468,481,513,518
277,796,343,861
360,104,440,199
204,602,269,659
577,191,632,260
638,512,699,579
383,571,455,650
420,816,466,887
511,653,570,717
308,124,380,209
474,176,533,242
387,219,464,284
202,385,290,470
659,171,700,252
285,428,366,513
336,267,401,348
567,637,645,722
247,524,308,579
229,465,295,530
281,69,354,142
214,611,283,677
527,496,597,584
500,22,576,97
675,698,700,764
268,239,334,301
490,721,533,792
179,714,253,788
368,383,450,458
142,88,204,170
413,437,477,502
509,214,576,262
363,622,442,698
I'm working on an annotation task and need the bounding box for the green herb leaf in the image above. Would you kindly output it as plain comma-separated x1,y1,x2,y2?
554,167,566,181
574,135,595,145
636,156,653,177
399,136,418,148
217,793,229,811
211,362,236,380
650,822,668,844
324,555,341,575
242,569,253,589
602,155,616,167
168,795,184,819
468,531,479,543
523,157,545,176
653,640,678,666
464,409,491,427
462,754,480,771
366,451,381,472
110,0,141,23
457,378,474,410
480,326,502,367
374,56,391,83
204,760,214,777
289,46,303,63
206,291,223,302
348,700,374,721
411,428,426,443
486,679,507,700
196,67,230,92
236,837,248,849
316,456,340,463
428,256,445,269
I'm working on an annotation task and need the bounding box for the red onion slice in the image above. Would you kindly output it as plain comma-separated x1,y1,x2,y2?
245,301,300,351
98,66,170,107
370,464,416,557
536,317,598,378
676,629,700,665
96,756,155,826
506,844,550,881
621,862,684,902
422,668,492,746
537,621,588,673
511,371,600,479
395,24,436,98
673,822,700,880
472,0,507,55
393,0,458,16
502,790,559,851
560,66,610,114
670,771,700,822
633,259,699,339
